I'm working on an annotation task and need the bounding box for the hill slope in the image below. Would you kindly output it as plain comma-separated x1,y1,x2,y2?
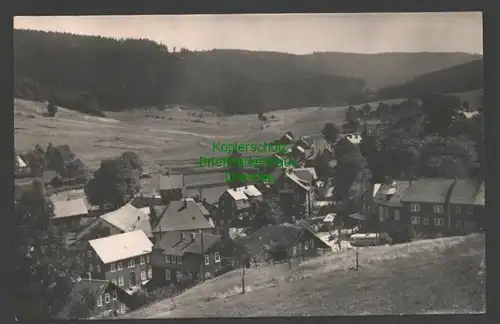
124,234,485,318
378,59,483,99
14,29,480,114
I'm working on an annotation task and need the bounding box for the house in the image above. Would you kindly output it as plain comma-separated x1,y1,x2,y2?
158,174,185,203
243,223,331,264
215,185,263,231
276,132,295,146
99,203,154,240
448,179,485,234
130,192,163,209
54,279,133,319
270,169,315,221
81,231,153,294
152,198,215,241
334,134,362,158
400,178,455,236
15,155,31,177
293,168,318,187
372,180,410,234
291,145,306,162
52,198,90,232
151,232,223,286
297,137,313,150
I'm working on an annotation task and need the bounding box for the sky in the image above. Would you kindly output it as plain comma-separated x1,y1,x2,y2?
14,13,483,55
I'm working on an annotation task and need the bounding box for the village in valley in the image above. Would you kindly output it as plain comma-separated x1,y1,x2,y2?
14,96,485,318
13,13,485,320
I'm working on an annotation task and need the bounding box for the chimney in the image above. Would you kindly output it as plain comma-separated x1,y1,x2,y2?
87,272,92,280
198,188,203,199
180,232,185,240
190,232,196,242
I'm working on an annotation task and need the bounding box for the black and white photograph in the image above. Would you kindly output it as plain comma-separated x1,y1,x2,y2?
13,12,484,320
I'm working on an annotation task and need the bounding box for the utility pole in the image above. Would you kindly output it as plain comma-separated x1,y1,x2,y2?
241,263,245,294
200,230,205,282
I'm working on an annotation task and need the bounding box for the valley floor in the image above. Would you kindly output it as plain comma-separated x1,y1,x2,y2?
124,234,485,318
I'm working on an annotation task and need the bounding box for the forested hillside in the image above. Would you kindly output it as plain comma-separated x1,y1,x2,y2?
14,29,481,115
377,59,483,100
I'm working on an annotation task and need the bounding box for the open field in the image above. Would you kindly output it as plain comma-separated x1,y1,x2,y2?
124,234,485,318
15,90,481,191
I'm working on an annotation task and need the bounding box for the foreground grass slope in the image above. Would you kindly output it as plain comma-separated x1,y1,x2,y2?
125,234,485,318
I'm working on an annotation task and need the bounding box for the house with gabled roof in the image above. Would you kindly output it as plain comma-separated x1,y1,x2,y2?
371,180,410,234
99,203,154,240
52,198,90,232
151,232,223,285
293,167,318,187
270,169,315,221
54,279,133,319
243,223,331,264
152,198,215,241
15,155,31,177
80,231,153,295
400,178,455,235
158,173,185,203
215,186,263,233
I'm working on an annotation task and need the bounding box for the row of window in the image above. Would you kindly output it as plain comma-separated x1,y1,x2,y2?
164,253,221,265
97,291,117,306
102,304,127,317
410,204,474,214
411,216,445,226
109,255,150,272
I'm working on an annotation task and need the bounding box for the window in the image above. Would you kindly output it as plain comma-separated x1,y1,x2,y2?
140,256,145,265
178,256,183,264
455,206,461,214
96,265,101,273
147,267,152,279
204,255,210,265
456,221,461,228
172,256,177,264
97,296,103,307
434,218,444,226
467,207,474,214
433,205,444,213
111,279,117,285
87,250,92,258
394,210,400,220
117,262,123,270
110,263,116,272
88,264,93,272
103,310,109,317
410,204,420,212
220,219,225,225
165,255,171,263
411,216,420,225
471,222,476,230
165,269,171,280
112,290,117,300
214,252,221,263
464,221,469,229
105,293,110,303
146,255,150,263
378,206,384,217
423,217,429,225
128,259,135,268
118,276,124,286
120,303,126,314
177,271,183,279
141,271,146,281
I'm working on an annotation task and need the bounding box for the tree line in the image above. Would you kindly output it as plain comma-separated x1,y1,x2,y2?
14,29,369,115
318,93,484,223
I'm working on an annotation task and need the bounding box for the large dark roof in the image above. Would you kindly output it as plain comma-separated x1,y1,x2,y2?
153,199,214,232
244,224,304,258
400,178,454,204
153,232,221,257
450,179,482,205
55,279,110,319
